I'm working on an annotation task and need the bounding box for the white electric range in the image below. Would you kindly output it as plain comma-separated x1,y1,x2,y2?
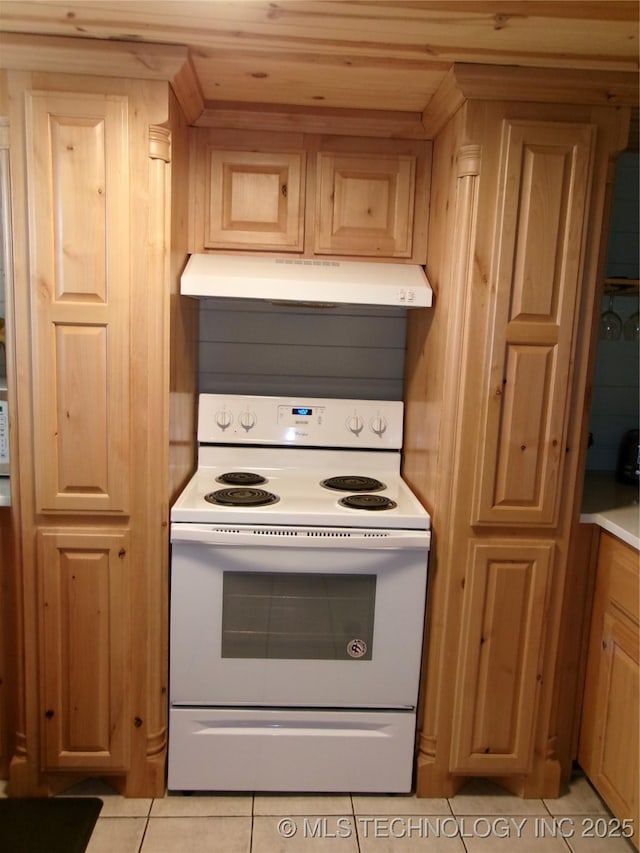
169,394,431,793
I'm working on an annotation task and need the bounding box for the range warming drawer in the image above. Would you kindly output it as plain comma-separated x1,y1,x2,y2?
168,707,417,792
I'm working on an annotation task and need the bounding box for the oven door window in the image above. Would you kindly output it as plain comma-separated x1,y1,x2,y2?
222,572,376,660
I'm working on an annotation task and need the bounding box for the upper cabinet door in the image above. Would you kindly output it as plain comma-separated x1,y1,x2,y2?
25,90,130,513
473,120,594,527
314,152,416,257
204,149,305,252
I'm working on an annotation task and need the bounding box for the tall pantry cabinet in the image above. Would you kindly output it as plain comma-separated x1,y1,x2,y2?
2,70,195,797
403,68,632,797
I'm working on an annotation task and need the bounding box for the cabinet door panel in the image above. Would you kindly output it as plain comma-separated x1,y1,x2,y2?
205,149,304,251
450,540,553,774
473,121,593,526
597,613,639,822
494,344,555,506
315,152,415,257
38,529,130,771
580,533,639,829
55,324,109,493
25,91,130,513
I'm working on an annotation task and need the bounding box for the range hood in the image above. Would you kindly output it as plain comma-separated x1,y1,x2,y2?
181,253,433,308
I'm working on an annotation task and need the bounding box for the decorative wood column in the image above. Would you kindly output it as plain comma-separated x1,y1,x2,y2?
114,124,171,798
0,116,18,782
415,144,481,798
144,124,171,789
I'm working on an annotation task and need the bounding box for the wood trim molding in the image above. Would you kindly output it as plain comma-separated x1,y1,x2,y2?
170,55,204,126
0,116,8,149
414,140,481,799
423,64,639,137
0,32,198,123
456,144,481,178
196,100,429,139
421,67,466,140
149,126,171,163
452,64,639,107
143,128,171,781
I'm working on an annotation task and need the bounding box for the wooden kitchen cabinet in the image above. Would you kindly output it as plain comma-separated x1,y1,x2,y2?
2,70,195,798
189,128,429,262
0,507,14,780
471,120,594,528
38,529,130,772
403,69,632,798
24,89,131,514
314,151,415,257
450,541,554,774
204,148,305,251
579,531,639,838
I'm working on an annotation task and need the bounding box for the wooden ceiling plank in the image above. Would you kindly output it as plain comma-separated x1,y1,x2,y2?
0,0,637,67
0,1,637,117
401,1,638,22
193,56,443,112
0,31,188,79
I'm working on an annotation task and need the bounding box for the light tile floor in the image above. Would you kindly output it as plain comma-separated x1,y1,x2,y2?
0,774,636,852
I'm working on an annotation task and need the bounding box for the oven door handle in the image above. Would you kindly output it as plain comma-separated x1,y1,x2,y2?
171,523,430,550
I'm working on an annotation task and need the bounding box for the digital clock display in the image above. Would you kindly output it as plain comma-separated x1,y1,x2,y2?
292,407,312,416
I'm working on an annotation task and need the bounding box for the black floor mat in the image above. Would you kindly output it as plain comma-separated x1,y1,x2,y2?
0,797,103,853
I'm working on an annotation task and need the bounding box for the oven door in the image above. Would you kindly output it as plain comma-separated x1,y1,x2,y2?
170,524,429,709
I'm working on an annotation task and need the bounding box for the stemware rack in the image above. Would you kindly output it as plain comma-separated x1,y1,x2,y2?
603,277,640,294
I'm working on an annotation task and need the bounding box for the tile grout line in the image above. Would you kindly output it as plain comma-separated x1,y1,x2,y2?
541,794,574,853
136,801,152,853
350,794,363,853
249,794,255,853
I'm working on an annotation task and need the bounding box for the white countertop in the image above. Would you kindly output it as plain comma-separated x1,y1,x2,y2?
580,470,639,551
0,477,10,507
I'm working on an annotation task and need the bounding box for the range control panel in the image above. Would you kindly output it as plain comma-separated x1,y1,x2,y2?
197,394,404,449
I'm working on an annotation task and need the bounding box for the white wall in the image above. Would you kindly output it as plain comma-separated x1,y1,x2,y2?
198,297,408,401
586,151,639,471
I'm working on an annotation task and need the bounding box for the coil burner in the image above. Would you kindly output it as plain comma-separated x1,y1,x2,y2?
216,471,267,486
321,476,385,492
339,494,397,511
205,488,279,507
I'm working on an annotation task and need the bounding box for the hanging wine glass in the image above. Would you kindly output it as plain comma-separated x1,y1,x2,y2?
623,310,640,342
599,294,622,341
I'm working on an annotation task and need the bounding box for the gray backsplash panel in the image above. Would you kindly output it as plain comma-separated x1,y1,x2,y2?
198,297,409,401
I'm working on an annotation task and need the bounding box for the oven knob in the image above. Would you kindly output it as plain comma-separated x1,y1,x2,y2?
346,415,364,436
239,410,256,432
370,416,388,437
215,409,233,431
